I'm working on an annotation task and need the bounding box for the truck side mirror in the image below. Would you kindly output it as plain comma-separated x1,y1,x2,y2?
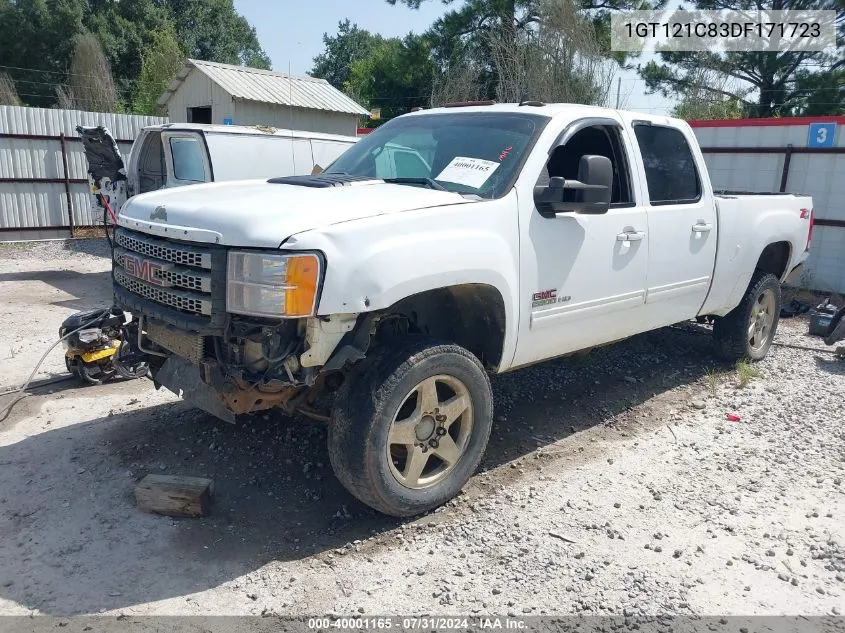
534,154,613,217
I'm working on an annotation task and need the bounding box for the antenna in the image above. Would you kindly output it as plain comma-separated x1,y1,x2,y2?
289,59,296,171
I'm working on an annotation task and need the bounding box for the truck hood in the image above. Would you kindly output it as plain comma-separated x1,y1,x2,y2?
117,178,474,246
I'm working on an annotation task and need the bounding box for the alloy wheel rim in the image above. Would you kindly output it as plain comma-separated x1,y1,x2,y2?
386,374,473,490
748,288,776,352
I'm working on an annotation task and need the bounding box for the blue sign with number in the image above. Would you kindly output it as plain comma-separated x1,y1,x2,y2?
223,118,234,125
807,122,836,148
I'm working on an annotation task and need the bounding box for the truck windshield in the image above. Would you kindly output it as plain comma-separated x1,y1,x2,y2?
325,112,548,198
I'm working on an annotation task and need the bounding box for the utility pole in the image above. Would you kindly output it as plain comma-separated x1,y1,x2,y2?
615,77,621,109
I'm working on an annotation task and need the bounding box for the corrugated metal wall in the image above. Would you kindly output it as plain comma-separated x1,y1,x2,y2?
0,105,166,240
233,101,358,136
693,121,845,293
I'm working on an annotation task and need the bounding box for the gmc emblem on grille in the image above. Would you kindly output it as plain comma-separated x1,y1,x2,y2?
123,254,164,286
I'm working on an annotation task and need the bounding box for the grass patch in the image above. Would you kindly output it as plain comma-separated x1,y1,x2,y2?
704,368,720,396
735,360,761,388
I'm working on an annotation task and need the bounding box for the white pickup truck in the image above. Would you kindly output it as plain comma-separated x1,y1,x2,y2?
113,103,813,516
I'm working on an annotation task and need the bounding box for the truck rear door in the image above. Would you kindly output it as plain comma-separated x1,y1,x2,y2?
626,120,717,326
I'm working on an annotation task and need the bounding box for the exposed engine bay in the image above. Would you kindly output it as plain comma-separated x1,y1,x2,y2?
139,312,363,423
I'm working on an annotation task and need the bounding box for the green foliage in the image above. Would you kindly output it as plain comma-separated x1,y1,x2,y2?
639,0,844,117
55,30,118,113
379,0,661,108
345,34,436,121
311,20,383,91
735,360,761,389
673,97,744,121
132,25,184,116
0,0,270,111
0,71,21,106
0,0,85,108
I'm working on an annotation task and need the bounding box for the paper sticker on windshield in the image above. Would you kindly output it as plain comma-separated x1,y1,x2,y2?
436,157,500,189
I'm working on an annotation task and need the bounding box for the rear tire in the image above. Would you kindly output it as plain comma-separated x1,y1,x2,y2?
713,271,781,362
327,337,493,517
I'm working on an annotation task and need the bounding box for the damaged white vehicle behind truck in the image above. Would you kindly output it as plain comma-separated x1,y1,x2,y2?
112,103,813,516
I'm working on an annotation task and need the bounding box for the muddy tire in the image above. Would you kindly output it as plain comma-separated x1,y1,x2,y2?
327,337,493,517
713,271,781,362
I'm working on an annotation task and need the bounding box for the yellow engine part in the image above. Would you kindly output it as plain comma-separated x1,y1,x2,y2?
77,347,118,363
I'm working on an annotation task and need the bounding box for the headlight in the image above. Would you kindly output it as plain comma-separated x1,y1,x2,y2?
226,251,322,318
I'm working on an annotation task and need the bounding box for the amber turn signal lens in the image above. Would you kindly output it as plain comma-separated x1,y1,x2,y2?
284,254,320,317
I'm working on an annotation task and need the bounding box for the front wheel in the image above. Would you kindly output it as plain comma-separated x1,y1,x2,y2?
713,271,781,361
327,337,493,517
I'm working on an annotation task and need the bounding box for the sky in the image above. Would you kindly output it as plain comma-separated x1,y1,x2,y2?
232,0,674,115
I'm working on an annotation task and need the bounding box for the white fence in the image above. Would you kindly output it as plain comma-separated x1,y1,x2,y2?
0,105,166,241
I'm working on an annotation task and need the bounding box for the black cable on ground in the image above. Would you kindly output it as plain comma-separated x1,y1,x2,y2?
0,313,109,422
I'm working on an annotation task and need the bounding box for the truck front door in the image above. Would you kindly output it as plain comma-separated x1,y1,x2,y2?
512,118,650,368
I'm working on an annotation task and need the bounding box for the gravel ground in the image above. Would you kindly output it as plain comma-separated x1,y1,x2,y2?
0,241,843,617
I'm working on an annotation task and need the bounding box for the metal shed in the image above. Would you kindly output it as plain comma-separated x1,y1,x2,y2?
158,59,369,136
690,116,845,293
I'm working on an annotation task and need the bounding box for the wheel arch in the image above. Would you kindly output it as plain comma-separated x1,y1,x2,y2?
755,241,792,281
379,284,508,371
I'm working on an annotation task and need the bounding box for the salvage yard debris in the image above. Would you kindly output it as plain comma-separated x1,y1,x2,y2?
135,474,214,518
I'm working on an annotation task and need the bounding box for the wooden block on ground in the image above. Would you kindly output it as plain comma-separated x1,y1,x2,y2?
135,474,214,518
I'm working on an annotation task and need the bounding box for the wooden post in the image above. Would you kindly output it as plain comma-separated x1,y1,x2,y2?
59,132,75,236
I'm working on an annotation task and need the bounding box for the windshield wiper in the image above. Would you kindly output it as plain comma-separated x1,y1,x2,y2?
383,177,448,192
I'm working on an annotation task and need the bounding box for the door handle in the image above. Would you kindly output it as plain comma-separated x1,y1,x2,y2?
616,231,645,242
692,222,713,233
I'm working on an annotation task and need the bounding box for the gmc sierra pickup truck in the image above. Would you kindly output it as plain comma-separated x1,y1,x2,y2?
113,103,813,516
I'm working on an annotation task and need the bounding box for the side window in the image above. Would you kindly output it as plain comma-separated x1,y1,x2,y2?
169,136,207,183
540,125,633,205
633,125,701,205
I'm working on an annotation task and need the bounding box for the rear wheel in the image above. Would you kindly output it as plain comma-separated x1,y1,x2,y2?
713,271,781,361
327,337,493,517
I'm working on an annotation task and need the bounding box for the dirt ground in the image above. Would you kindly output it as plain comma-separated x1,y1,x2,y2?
0,240,843,617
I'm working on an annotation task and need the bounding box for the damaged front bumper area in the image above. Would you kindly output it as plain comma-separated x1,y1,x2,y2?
136,312,359,423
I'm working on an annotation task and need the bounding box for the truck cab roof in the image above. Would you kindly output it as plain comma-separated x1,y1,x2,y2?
405,102,683,128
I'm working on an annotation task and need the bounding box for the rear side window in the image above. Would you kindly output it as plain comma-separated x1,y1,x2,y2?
634,125,701,205
169,137,206,183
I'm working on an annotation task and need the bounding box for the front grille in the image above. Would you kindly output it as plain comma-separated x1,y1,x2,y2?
115,229,211,269
113,228,222,326
114,267,212,316
113,247,211,293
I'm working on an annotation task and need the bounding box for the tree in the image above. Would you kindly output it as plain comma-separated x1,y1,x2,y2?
387,0,654,103
0,0,271,110
640,0,844,117
484,0,617,104
388,0,665,68
55,31,118,112
0,0,84,108
671,68,745,120
132,25,184,116
0,71,21,106
164,0,271,69
311,20,382,90
345,34,436,121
